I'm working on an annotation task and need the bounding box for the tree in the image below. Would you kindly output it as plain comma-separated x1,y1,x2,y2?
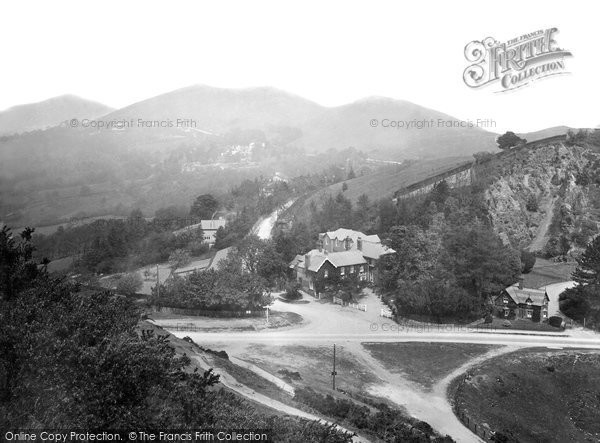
347,168,356,180
116,273,143,296
190,194,219,220
572,235,600,285
496,131,526,150
520,250,536,274
0,226,42,301
168,249,191,275
342,182,348,192
442,226,521,298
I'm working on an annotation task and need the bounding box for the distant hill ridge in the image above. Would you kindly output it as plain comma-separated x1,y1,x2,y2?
0,95,113,135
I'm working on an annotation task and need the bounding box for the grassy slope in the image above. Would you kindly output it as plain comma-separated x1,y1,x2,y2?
451,349,600,443
301,156,472,209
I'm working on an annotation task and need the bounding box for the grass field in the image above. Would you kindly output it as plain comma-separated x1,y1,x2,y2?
521,258,577,288
451,349,600,443
362,342,498,390
301,156,472,208
241,344,379,394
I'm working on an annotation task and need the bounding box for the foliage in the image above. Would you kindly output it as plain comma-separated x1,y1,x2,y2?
116,272,143,296
0,227,354,440
572,235,600,285
150,250,272,311
548,316,563,328
189,194,220,220
520,250,536,274
496,131,526,150
283,282,302,300
525,194,539,212
294,387,454,442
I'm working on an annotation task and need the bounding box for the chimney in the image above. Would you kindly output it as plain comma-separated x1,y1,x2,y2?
305,253,311,270
357,237,362,251
345,236,351,250
518,278,523,290
318,239,323,252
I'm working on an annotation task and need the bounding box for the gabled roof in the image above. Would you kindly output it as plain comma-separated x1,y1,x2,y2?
322,228,380,244
361,241,395,259
503,284,548,306
290,249,367,272
325,250,367,268
173,219,226,236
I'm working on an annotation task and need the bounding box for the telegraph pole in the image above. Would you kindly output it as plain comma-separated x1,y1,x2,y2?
156,264,160,297
332,344,337,390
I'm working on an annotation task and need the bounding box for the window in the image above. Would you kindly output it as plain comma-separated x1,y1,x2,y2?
340,267,345,276
503,308,509,317
350,265,355,273
542,310,548,319
324,270,329,278
309,280,314,290
503,297,508,304
526,309,533,319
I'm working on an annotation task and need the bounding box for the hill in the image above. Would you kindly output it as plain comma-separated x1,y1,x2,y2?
0,95,113,135
301,96,497,158
296,156,472,210
105,85,498,158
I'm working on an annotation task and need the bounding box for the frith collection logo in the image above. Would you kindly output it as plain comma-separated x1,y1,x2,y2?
463,28,572,92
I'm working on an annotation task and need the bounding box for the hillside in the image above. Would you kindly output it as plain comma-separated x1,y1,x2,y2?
105,85,498,158
474,136,600,256
295,156,472,212
0,95,113,135
301,96,497,157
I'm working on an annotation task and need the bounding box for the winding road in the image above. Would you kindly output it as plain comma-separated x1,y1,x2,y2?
160,290,600,442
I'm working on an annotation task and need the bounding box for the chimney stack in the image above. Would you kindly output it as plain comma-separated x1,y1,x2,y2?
518,278,524,290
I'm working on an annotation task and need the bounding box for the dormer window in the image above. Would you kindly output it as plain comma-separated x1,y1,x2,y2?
503,297,509,304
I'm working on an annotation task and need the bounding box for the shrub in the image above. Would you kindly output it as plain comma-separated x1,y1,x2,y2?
284,282,302,300
116,272,143,296
520,250,536,273
525,195,539,212
548,316,563,328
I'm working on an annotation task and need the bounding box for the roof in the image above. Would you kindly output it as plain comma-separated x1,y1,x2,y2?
173,219,226,236
322,228,380,244
200,219,227,231
207,247,232,271
361,241,395,259
291,249,367,272
503,285,548,306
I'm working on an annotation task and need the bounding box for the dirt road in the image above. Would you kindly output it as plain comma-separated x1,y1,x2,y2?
163,289,600,442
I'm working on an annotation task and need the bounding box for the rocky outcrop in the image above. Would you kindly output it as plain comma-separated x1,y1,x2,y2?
481,143,600,256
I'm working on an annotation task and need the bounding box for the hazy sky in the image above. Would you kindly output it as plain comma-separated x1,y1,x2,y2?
0,0,597,132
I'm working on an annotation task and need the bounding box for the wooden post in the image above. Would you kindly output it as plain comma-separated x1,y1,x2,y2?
331,344,337,390
156,264,160,297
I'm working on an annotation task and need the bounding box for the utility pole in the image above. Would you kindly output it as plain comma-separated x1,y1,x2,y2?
331,344,337,390
156,264,160,297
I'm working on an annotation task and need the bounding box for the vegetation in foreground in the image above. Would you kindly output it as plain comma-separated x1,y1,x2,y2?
0,226,354,442
451,349,600,443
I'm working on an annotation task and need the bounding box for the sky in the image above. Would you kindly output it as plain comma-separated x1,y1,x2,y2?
0,0,598,132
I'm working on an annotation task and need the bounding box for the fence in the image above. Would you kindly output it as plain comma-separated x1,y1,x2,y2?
380,308,393,318
456,408,494,441
151,305,265,318
333,296,367,312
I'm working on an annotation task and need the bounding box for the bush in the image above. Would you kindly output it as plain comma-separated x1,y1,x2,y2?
283,282,302,300
525,195,539,212
520,250,536,273
548,316,563,328
116,272,143,296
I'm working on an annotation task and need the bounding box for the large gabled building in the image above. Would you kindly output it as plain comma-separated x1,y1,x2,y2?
493,283,550,321
289,228,395,295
